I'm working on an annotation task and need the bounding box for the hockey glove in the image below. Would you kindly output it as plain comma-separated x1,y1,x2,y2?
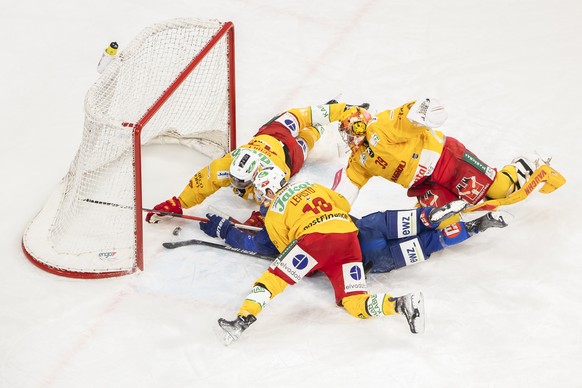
145,196,182,224
243,211,265,228
199,213,232,239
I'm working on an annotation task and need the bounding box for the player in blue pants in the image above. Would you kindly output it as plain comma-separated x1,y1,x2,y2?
199,200,507,273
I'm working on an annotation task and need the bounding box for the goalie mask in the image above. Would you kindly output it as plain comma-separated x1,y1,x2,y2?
253,165,287,205
339,106,372,150
230,149,263,190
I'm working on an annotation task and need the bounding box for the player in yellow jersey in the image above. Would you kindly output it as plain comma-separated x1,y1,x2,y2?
145,101,355,225
332,97,538,208
215,166,425,345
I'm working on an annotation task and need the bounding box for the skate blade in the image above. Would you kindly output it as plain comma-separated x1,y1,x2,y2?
213,322,239,346
411,291,425,334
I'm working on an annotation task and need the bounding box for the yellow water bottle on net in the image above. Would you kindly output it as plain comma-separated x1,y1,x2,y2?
97,41,118,73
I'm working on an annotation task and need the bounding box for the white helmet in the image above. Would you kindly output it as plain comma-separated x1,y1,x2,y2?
229,149,263,189
253,166,287,204
406,98,448,128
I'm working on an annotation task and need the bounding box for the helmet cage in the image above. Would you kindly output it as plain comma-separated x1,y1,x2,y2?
339,107,370,149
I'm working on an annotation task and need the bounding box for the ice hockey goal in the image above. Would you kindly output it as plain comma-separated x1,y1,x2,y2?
22,18,236,278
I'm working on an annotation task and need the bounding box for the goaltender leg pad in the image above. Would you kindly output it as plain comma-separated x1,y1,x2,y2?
465,164,566,213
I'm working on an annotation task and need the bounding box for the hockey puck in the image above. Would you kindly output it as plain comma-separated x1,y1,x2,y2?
172,226,182,236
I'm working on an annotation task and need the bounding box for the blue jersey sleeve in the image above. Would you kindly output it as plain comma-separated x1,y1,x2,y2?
224,227,279,257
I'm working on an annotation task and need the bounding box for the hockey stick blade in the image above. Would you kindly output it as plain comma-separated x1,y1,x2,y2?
162,238,275,261
464,164,566,213
142,208,262,232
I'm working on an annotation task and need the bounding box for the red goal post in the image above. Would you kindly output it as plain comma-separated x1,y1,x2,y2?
22,19,236,278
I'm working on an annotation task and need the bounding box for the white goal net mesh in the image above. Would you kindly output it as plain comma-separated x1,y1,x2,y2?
23,18,234,277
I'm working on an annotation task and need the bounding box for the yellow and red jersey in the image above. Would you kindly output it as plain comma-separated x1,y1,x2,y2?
345,101,446,190
177,103,348,209
264,181,358,252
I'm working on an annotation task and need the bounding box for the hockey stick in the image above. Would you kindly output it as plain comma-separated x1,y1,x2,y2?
162,238,275,260
142,208,262,232
463,163,566,213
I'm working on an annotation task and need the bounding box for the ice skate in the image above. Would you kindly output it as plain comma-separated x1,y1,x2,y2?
465,212,508,233
217,314,256,345
392,291,425,334
428,199,468,225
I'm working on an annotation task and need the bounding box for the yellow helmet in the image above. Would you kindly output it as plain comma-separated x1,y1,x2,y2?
339,106,372,149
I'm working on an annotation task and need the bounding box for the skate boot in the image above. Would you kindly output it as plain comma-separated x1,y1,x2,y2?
217,314,257,345
465,212,508,234
391,291,425,334
428,199,468,225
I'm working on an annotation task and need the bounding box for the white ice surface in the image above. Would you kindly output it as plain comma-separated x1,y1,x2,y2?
1,1,581,387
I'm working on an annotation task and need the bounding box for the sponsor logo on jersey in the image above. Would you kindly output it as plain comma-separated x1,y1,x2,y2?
271,182,317,214
397,210,417,238
217,170,230,180
366,294,385,316
350,265,362,280
270,245,317,284
462,152,490,175
420,190,440,207
398,238,426,266
312,105,330,128
292,254,309,270
98,251,117,261
419,211,431,228
370,133,380,147
391,160,407,182
302,212,351,231
359,152,367,166
455,175,486,202
442,223,461,238
191,172,204,188
524,168,547,195
247,285,271,308
411,150,441,186
276,112,299,136
342,262,367,293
